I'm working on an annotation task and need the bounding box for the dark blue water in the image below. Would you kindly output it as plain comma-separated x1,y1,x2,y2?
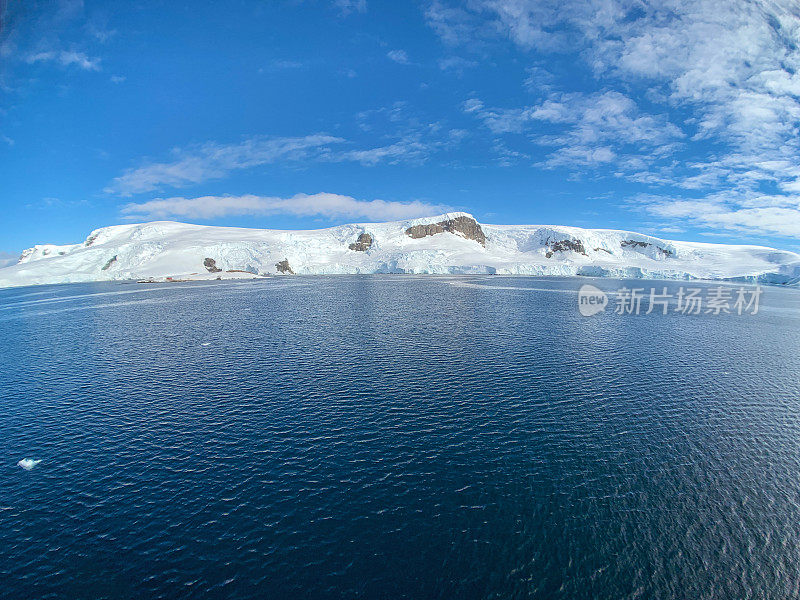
2,276,800,599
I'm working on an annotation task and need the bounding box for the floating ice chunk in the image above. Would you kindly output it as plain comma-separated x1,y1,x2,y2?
17,459,41,471
201,342,211,347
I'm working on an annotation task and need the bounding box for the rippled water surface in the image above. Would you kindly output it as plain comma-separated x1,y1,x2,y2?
2,276,800,599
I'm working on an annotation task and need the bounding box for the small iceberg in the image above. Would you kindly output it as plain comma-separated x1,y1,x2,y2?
17,459,41,471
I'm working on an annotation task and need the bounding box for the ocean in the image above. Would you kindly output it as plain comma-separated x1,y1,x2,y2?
2,276,799,599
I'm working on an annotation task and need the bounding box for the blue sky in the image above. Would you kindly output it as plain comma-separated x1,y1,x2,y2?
2,0,800,259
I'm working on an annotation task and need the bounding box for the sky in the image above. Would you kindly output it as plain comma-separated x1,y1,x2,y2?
2,0,800,261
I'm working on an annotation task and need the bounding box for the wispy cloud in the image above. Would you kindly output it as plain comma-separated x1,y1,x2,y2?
2,0,100,75
260,59,307,73
121,192,450,221
430,0,800,239
337,137,429,165
333,0,367,15
387,49,410,64
348,101,465,164
635,192,800,239
24,196,90,210
438,56,478,72
463,90,684,169
108,102,469,197
26,50,101,70
425,1,483,46
106,135,345,196
465,91,684,144
85,18,117,43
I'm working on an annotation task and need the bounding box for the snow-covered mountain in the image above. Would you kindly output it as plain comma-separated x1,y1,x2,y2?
2,212,799,288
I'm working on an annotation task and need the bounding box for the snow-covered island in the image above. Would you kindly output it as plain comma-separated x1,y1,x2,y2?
2,212,799,288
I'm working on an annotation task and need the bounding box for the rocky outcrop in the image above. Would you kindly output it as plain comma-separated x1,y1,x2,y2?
349,233,373,252
85,234,98,247
9,214,796,289
621,240,649,249
276,259,294,274
101,256,117,271
203,258,222,273
621,240,673,257
545,239,587,258
405,216,486,247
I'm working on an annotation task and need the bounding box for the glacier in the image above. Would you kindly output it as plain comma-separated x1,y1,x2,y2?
1,212,799,288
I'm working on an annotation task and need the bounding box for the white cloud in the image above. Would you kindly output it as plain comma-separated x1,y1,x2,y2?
467,91,683,142
425,1,484,46
387,49,410,64
463,90,684,169
26,50,100,70
337,137,429,165
523,66,556,93
491,140,530,166
438,56,478,71
333,0,366,15
543,145,617,169
636,192,800,238
4,1,102,78
461,98,484,113
86,20,117,43
107,128,454,197
262,59,307,72
106,135,345,196
121,192,450,222
429,0,800,239
447,0,800,158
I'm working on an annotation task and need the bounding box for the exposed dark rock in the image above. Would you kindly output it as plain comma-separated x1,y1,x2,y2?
405,216,486,247
349,232,373,252
276,259,294,274
203,257,222,273
545,238,587,258
621,240,650,249
85,234,98,247
101,255,117,271
594,247,612,254
620,240,672,257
